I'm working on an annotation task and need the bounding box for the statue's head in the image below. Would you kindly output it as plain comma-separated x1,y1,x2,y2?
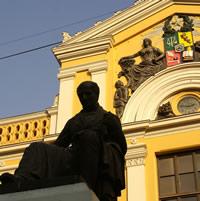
143,38,152,48
115,80,123,88
77,81,100,111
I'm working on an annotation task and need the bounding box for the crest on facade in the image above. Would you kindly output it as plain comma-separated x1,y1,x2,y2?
114,14,200,118
163,15,194,66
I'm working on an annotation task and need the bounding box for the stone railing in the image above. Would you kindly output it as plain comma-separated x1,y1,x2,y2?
0,111,50,146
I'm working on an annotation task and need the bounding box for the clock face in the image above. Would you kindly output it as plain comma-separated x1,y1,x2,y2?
178,96,200,114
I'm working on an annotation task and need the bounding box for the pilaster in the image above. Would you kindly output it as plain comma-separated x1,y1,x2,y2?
57,71,75,133
88,61,107,108
125,143,147,201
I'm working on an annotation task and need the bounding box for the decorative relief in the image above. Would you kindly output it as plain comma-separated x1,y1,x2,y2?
115,14,200,118
157,102,175,120
163,15,195,66
114,38,165,118
126,157,145,167
113,80,129,119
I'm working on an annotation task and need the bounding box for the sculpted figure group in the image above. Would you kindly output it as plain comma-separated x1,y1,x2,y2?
118,38,165,92
0,81,127,201
114,38,165,118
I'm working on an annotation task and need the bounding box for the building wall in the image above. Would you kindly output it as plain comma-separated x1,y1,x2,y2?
1,1,200,201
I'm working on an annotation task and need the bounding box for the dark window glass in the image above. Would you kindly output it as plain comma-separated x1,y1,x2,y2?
157,149,200,201
179,173,195,193
160,176,176,196
178,154,193,173
159,157,175,176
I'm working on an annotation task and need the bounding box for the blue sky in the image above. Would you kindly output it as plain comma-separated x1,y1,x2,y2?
0,0,134,118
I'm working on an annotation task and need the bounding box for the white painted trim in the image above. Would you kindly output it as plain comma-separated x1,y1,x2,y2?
57,60,108,80
123,112,200,139
122,62,200,123
56,76,75,133
125,143,147,165
55,0,200,45
57,61,108,132
88,61,108,108
53,36,113,62
125,143,147,201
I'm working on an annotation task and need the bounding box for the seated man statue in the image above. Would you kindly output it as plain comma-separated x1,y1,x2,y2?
0,81,127,201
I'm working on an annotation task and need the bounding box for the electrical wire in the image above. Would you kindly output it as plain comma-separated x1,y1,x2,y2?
0,7,127,47
0,41,61,60
0,5,131,61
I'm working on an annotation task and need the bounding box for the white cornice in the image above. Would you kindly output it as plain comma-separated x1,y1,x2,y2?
123,112,200,139
46,106,58,115
53,36,113,63
57,60,108,80
56,0,200,45
126,143,147,160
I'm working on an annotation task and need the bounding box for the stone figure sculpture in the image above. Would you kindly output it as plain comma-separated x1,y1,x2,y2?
0,81,127,201
157,102,175,119
114,38,165,117
113,80,129,118
118,38,165,92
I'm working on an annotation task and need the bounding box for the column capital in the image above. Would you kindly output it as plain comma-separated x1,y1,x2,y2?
125,143,147,167
57,69,76,80
88,60,108,74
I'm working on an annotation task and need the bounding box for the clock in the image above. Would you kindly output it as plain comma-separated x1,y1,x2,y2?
178,96,200,114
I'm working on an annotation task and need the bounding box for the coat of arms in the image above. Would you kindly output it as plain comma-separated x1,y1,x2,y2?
163,15,194,66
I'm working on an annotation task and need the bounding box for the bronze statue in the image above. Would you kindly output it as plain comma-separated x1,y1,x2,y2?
157,102,175,119
118,38,165,92
0,81,127,201
113,80,129,118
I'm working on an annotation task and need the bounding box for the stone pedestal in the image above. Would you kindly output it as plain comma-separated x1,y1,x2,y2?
0,183,99,201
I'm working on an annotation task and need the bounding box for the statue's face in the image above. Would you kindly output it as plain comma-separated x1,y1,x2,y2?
143,39,151,47
77,85,99,111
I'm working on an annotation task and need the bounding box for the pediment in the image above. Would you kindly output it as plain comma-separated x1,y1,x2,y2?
57,0,200,47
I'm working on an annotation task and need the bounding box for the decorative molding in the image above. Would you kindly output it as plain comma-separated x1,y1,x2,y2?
55,0,200,46
122,62,200,123
125,143,147,167
126,158,145,167
57,60,108,80
88,61,108,73
123,112,200,138
53,36,113,63
57,70,75,80
47,106,58,115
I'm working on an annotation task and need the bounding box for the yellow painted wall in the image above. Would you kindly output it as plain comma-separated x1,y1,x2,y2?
58,4,200,116
137,129,200,201
73,71,91,114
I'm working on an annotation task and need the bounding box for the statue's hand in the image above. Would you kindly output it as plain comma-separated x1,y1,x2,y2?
118,71,124,78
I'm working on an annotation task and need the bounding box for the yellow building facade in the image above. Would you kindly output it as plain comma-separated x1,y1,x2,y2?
1,0,200,200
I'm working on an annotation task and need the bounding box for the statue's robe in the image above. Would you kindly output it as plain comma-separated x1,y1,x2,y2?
15,106,127,201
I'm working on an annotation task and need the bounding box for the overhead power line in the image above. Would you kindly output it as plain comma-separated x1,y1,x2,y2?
0,41,61,60
0,5,131,61
0,7,127,47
